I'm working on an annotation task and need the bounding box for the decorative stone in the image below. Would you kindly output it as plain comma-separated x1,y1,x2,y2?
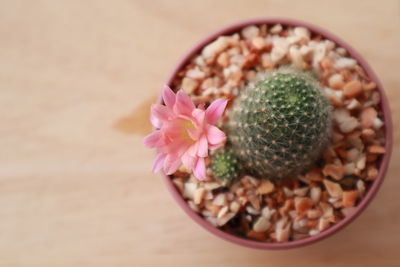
295,197,313,214
361,107,377,128
343,80,362,98
194,188,206,204
342,190,359,207
241,25,260,39
328,73,344,89
322,163,345,180
323,179,343,198
183,182,197,199
181,77,199,94
310,187,322,203
253,216,271,232
256,180,275,195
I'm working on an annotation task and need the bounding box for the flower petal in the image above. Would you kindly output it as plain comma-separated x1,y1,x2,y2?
197,135,208,157
208,143,224,150
163,154,181,175
145,85,226,181
187,142,199,157
152,153,166,173
150,104,169,128
174,90,195,116
181,151,196,170
192,108,205,128
205,99,228,124
162,85,176,108
143,131,162,148
206,125,226,145
193,157,206,180
150,116,161,129
187,127,202,140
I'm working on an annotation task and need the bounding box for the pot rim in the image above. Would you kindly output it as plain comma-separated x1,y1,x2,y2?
161,17,393,250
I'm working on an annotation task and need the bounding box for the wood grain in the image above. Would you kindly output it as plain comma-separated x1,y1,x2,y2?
0,0,399,266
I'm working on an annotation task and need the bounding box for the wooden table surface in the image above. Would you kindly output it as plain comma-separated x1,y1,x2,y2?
0,1,399,266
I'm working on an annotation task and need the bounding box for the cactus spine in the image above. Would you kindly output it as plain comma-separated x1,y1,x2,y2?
227,68,332,180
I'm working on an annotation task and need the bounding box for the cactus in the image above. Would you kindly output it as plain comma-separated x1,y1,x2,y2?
227,68,332,180
211,148,240,185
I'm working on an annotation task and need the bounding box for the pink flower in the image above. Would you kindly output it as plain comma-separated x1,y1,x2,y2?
143,85,228,180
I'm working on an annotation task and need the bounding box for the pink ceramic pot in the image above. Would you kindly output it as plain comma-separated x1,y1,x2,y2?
162,18,393,249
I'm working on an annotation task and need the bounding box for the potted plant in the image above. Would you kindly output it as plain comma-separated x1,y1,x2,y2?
144,18,392,249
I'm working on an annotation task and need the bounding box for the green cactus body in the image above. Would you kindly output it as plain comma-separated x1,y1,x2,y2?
211,149,240,185
228,68,332,180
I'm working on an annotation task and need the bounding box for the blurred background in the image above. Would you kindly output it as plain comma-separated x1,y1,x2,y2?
0,0,399,266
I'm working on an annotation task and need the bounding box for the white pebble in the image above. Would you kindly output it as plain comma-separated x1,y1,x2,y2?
324,40,335,51
334,108,359,133
287,35,302,45
324,87,344,104
357,180,366,195
294,187,309,197
334,57,357,69
336,47,347,56
181,77,198,94
347,99,361,110
300,45,313,57
275,217,291,242
294,27,310,40
270,24,283,33
310,187,321,204
203,182,220,191
312,42,327,70
371,91,381,105
252,36,265,49
186,68,206,80
212,193,227,206
289,46,304,68
292,219,308,232
230,54,245,67
229,201,240,213
307,209,322,219
194,188,205,204
183,182,197,199
217,206,229,219
328,73,344,89
341,116,359,133
356,155,366,170
246,205,261,215
241,25,260,39
217,212,236,226
261,53,273,68
341,207,356,217
309,229,320,236
318,217,331,231
253,216,271,232
261,206,276,220
372,117,384,129
283,187,294,198
202,36,232,59
271,37,289,63
344,163,356,175
194,56,206,66
205,216,218,226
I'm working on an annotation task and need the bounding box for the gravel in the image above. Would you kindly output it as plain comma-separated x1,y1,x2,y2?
170,24,386,243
